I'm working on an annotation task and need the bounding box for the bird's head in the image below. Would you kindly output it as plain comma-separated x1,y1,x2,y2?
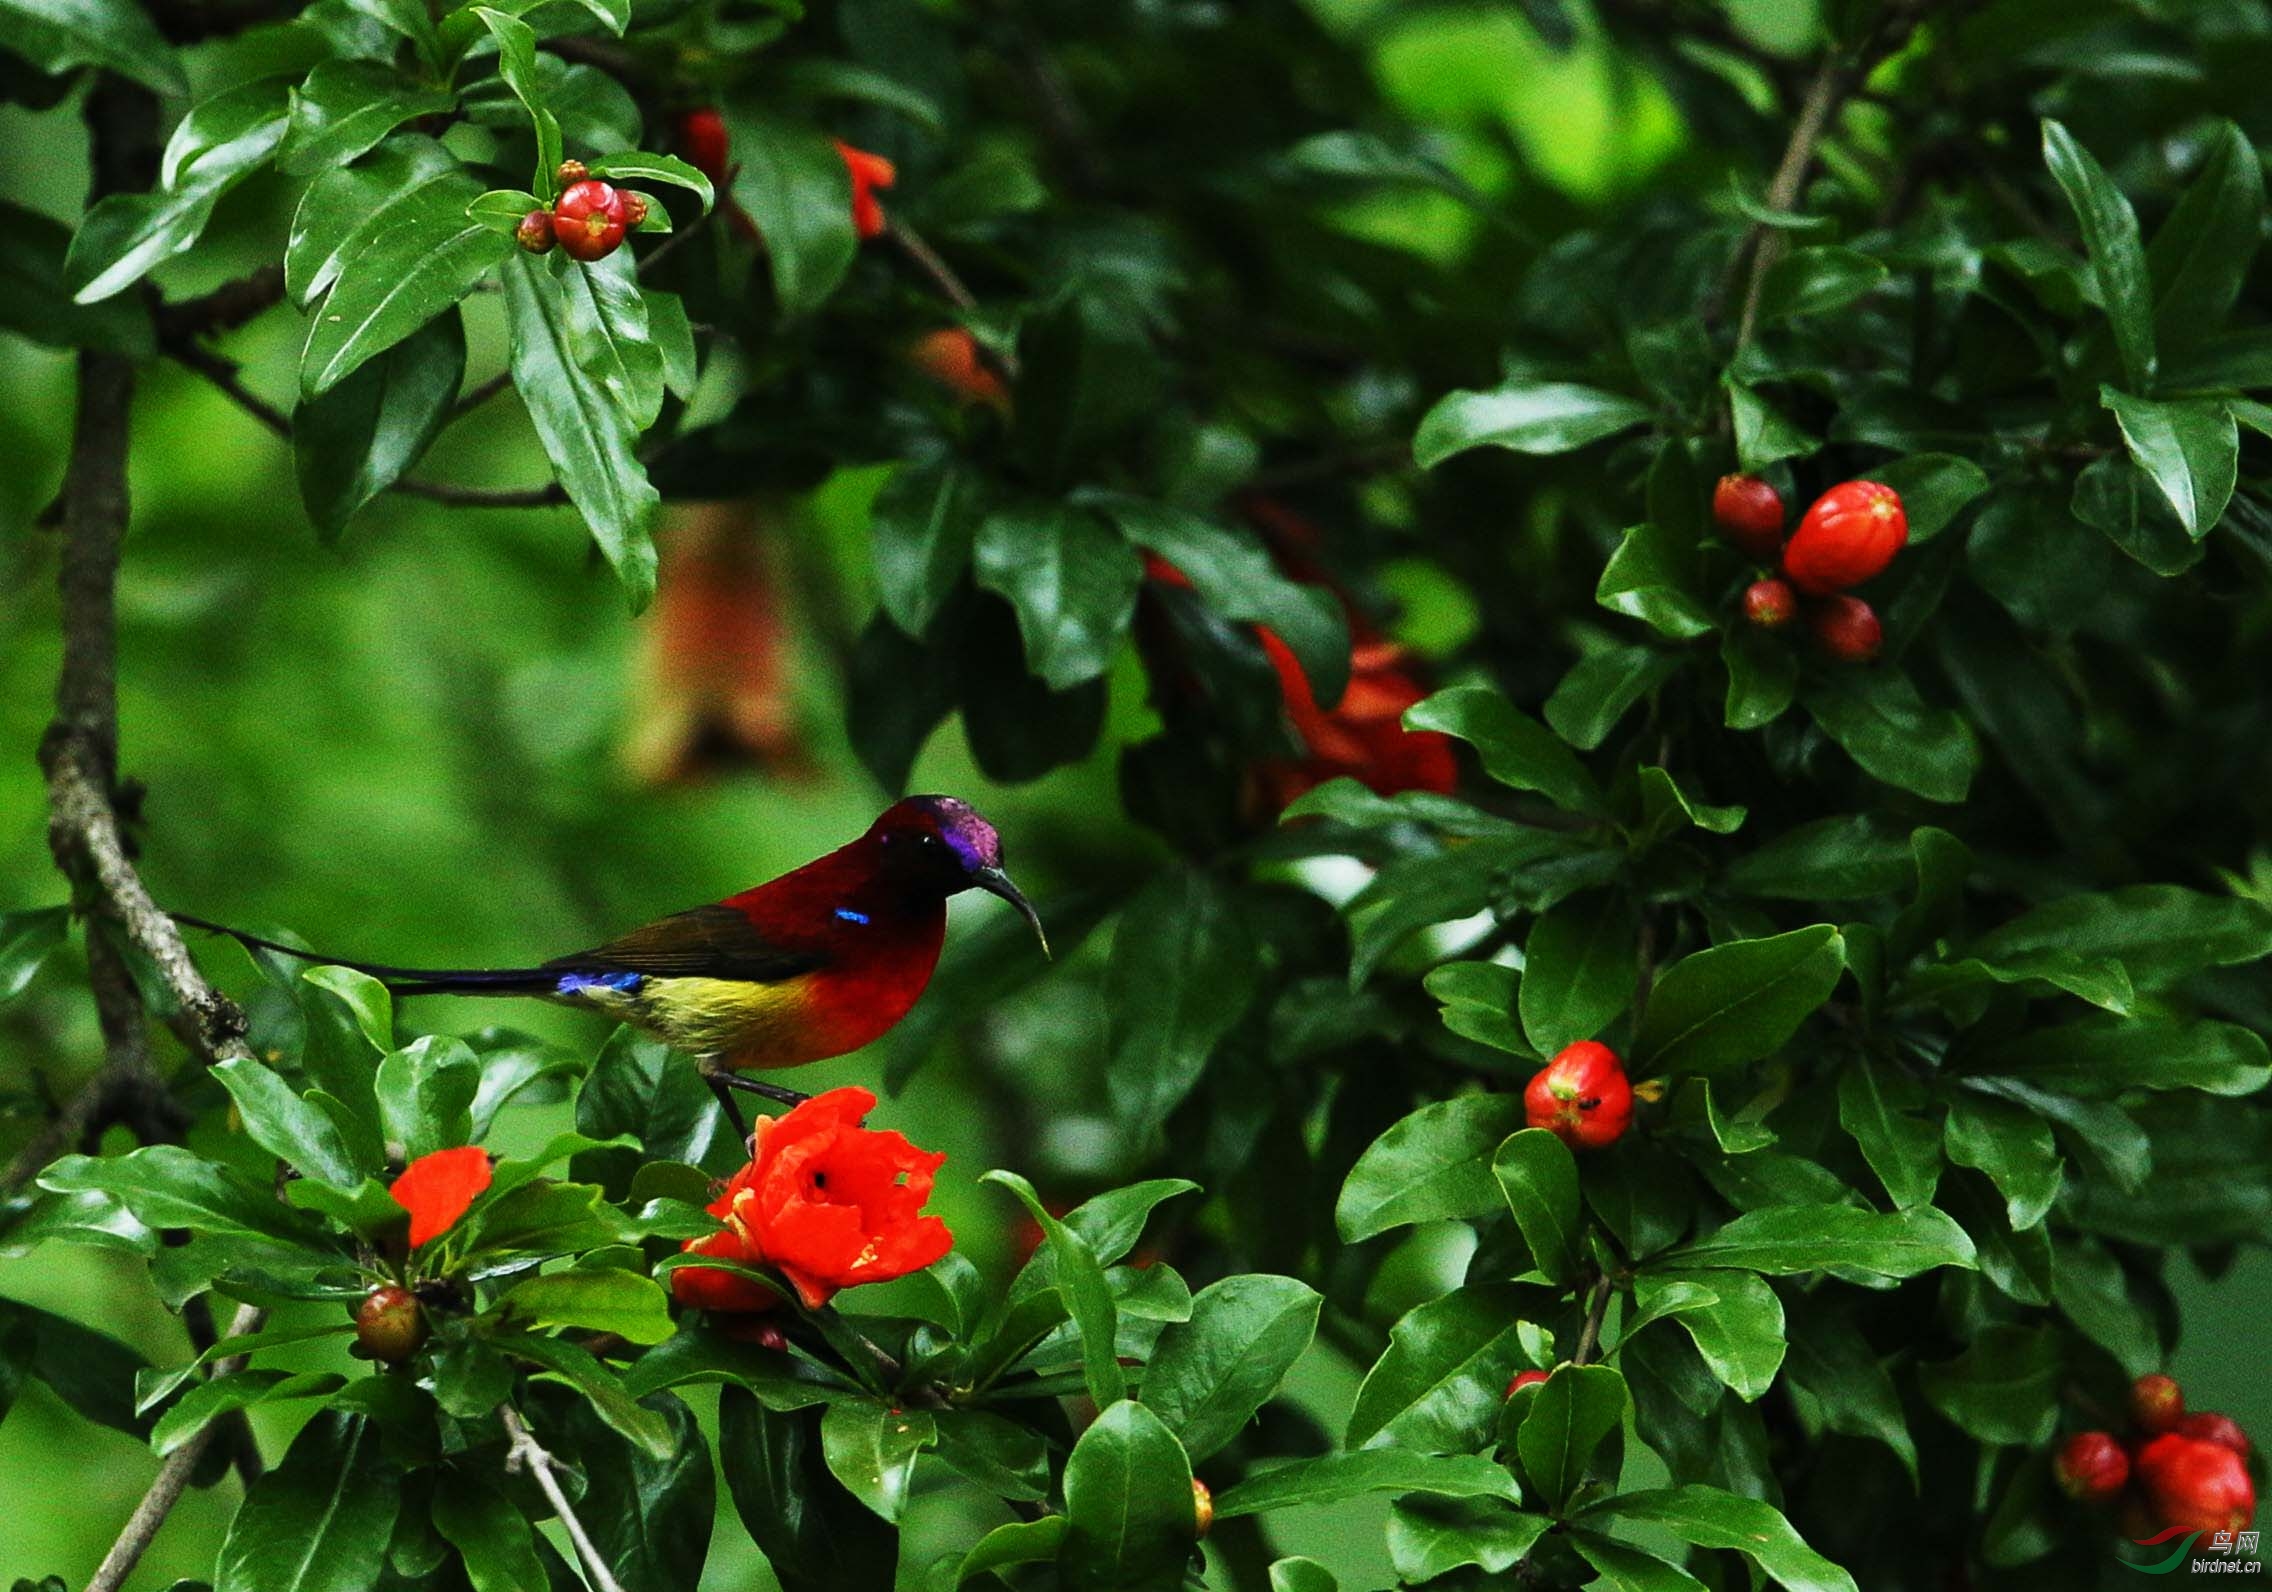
868,796,1048,955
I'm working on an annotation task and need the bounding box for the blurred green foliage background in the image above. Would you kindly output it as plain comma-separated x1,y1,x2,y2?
4,0,2268,1585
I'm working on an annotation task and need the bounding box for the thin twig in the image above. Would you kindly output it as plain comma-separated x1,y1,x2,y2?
882,219,1023,380
1733,53,1846,352
1572,1273,1616,1366
84,1301,266,1592
501,1404,629,1592
453,369,515,419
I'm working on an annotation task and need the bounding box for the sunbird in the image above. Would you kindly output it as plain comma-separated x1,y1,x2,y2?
179,797,1045,1115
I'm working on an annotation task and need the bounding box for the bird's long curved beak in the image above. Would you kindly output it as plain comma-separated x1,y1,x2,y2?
974,867,1050,958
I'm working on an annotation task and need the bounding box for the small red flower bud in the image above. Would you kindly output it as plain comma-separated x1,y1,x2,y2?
2054,1431,2130,1503
620,191,649,229
2174,1412,2252,1459
1743,577,1796,629
353,1284,429,1364
1523,1041,1634,1150
2132,1373,2186,1435
679,109,731,185
833,139,897,239
2136,1433,2256,1535
1782,480,1907,595
554,179,628,262
1808,594,1882,663
514,208,555,255
1191,1477,1214,1539
1713,474,1785,559
1506,1369,1551,1399
556,158,588,187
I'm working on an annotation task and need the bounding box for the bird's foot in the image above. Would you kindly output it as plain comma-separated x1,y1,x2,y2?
695,1057,812,1146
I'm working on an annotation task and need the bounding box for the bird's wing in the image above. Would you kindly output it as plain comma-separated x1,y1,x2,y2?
546,904,830,984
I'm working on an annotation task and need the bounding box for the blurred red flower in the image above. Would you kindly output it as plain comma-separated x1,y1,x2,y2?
834,141,897,239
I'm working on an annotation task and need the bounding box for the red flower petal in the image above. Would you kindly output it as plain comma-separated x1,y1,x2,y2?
389,1146,493,1248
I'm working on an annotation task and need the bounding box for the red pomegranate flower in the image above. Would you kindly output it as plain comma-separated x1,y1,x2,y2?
672,1086,953,1313
390,1146,493,1248
834,140,897,240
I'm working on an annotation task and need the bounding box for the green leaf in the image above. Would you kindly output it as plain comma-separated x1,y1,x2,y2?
215,1414,400,1592
1635,766,1746,844
1635,926,1844,1077
1982,1016,2270,1097
472,7,561,197
984,1170,1123,1408
491,1269,673,1344
2050,1238,2160,1379
974,501,1144,690
559,247,664,429
1428,960,1530,1055
1414,379,1652,466
1145,1274,1321,1463
294,310,464,538
1781,1300,1917,1483
729,109,857,317
1212,1451,1521,1519
1102,496,1351,709
1633,1271,1783,1402
432,1474,545,1592
1389,1501,1553,1583
212,1057,367,1189
1337,1094,1530,1240
550,1387,714,1592
1493,1128,1580,1285
1725,378,1817,472
1835,1063,1941,1209
1803,671,1979,803
1516,1363,1627,1508
1917,1323,2061,1446
0,908,68,1002
373,1033,479,1161
1756,245,1887,321
1721,626,1796,730
587,151,715,212
1104,870,1257,1131
2100,388,2235,538
1580,1486,1857,1592
495,1332,672,1457
501,254,660,610
302,167,512,396
0,205,151,357
279,61,452,177
301,965,393,1052
1572,1536,1710,1592
1406,687,1604,814
66,79,291,304
40,1147,323,1246
1519,893,1639,1056
2043,119,2156,390
0,0,184,93
572,1026,727,1199
1723,816,1912,901
1972,884,2272,991
1871,454,1991,543
1348,1284,1531,1454
819,1399,934,1523
1595,521,1716,640
1943,1095,2061,1231
955,1517,1067,1585
1060,1399,1195,1592
1544,646,1681,751
286,136,458,307
872,458,982,639
2147,119,2261,351
149,1369,342,1458
720,1393,898,1592
1662,1203,1975,1278
1268,1558,1343,1592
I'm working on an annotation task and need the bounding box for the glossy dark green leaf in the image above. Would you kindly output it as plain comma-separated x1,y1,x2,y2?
211,1057,367,1189
1427,960,1529,1055
1756,245,1887,321
1516,1362,1627,1507
2071,453,2201,573
1836,1062,1940,1209
1543,646,1681,751
1982,1016,2270,1097
1348,1284,1531,1454
1917,1323,2061,1446
1104,869,1257,1130
286,136,458,307
1635,766,1745,844
1406,687,1604,814
1519,893,1637,1059
1212,1451,1521,1519
0,206,151,356
431,1474,545,1592
1388,1500,1552,1583
304,168,511,396
40,1147,325,1245
1723,816,1911,901
2043,119,2155,390
1720,626,1796,729
728,109,856,317
215,1414,400,1592
496,1333,671,1457
1633,1271,1782,1401
1803,671,1979,803
984,1170,1123,1408
2100,388,2235,538
1102,496,1350,709
1414,379,1652,466
279,60,452,177
1571,1535,1709,1591
292,309,463,538
953,1517,1066,1585
559,248,663,429
1781,1299,1917,1482
1579,1486,1857,1592
1493,1128,1580,1284
1146,1274,1320,1462
871,457,982,638
547,1388,712,1592
0,907,67,1002
490,1269,673,1344
1337,1093,1530,1240
819,1399,934,1523
1635,926,1844,1077
586,151,715,212
1060,1399,1195,1592
472,7,560,196
1725,378,1817,472
1972,884,2272,992
149,1369,342,1457
720,1391,898,1592
1663,1203,1975,1277
1943,1094,2062,1230
1595,521,1716,640
1267,1557,1344,1592
1871,453,1990,542
2147,119,2261,351
0,0,184,93
501,254,660,609
974,501,1144,690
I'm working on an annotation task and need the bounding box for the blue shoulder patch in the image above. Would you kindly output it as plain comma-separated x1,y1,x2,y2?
835,908,870,925
556,970,644,997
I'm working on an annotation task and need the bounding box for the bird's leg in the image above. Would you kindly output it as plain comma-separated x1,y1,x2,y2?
715,1074,814,1108
696,1055,750,1140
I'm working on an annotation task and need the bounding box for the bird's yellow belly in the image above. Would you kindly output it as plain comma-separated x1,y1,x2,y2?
562,972,915,1071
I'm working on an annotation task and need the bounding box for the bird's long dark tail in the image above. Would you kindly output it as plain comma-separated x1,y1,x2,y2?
170,913,560,997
